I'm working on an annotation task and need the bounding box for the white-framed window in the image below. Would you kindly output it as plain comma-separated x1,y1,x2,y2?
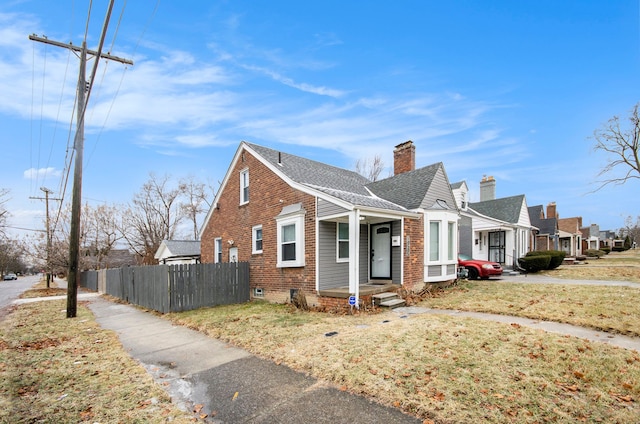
240,169,249,204
276,210,305,268
429,221,440,261
252,225,263,254
337,222,349,262
447,221,456,260
214,237,222,263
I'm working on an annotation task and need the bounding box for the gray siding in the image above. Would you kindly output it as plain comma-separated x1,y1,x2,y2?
317,198,348,218
318,222,370,289
422,167,457,210
318,221,347,289
459,215,473,257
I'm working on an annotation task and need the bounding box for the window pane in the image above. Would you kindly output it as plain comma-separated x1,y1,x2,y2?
338,241,349,259
338,222,349,240
282,224,296,242
282,242,296,261
429,221,440,261
448,222,455,260
256,239,263,251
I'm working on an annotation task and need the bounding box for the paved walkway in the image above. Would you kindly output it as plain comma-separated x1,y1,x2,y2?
85,297,422,424
10,276,640,422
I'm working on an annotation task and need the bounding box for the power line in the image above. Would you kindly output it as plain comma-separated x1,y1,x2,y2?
29,0,133,318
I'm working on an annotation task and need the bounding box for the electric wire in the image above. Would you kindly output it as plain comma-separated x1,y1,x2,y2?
35,42,49,193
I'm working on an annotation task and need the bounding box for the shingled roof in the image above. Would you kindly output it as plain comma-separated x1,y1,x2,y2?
157,240,200,258
366,163,444,210
245,142,410,212
528,205,557,235
469,195,526,224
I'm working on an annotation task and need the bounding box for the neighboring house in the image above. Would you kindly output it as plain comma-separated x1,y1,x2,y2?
528,203,559,251
453,176,531,268
81,248,137,270
599,229,617,248
199,140,459,307
581,224,601,251
154,240,201,265
557,216,583,257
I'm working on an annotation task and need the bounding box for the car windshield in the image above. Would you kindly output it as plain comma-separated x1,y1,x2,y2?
458,254,472,261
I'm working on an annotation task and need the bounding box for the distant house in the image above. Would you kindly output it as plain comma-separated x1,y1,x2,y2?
82,248,137,270
452,176,531,268
557,216,583,257
581,224,601,251
528,203,559,251
199,140,460,307
154,240,201,265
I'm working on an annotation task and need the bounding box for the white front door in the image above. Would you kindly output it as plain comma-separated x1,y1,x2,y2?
371,223,391,279
229,247,238,262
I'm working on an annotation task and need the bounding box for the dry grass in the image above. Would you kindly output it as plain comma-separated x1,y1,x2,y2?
167,302,640,423
425,282,640,337
539,249,640,283
0,299,195,423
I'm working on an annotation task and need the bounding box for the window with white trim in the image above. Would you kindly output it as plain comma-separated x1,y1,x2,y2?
214,238,222,263
252,225,263,254
337,222,349,262
240,169,249,204
429,221,440,261
276,208,305,268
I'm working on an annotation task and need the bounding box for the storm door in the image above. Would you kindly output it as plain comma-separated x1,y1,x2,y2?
488,231,505,264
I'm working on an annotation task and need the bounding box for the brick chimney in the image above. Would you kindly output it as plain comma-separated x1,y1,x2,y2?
546,202,558,219
479,175,496,201
393,141,415,175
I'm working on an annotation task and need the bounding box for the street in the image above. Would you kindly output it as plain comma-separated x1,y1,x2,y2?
0,274,40,314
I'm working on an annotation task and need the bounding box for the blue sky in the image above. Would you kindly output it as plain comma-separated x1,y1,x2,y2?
1,1,639,240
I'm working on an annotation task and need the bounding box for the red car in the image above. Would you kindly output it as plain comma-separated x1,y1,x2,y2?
458,254,503,280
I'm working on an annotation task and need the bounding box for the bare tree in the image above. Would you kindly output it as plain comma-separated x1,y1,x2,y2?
121,173,186,264
355,154,385,182
179,175,210,240
0,188,10,239
83,204,125,269
592,102,640,190
621,215,640,246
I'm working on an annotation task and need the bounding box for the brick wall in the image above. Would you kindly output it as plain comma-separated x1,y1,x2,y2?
200,147,317,298
403,216,424,291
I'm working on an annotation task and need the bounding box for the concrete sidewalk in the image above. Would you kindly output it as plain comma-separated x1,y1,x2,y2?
85,296,423,424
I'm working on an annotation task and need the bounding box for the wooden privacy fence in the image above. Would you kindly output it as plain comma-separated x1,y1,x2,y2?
80,262,250,313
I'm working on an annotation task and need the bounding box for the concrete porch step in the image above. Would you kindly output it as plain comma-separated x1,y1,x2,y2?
379,298,406,309
372,292,406,308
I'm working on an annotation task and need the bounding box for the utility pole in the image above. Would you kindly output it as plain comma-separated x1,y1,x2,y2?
29,187,61,288
29,1,133,317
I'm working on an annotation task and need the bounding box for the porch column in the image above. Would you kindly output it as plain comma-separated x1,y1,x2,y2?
348,210,360,303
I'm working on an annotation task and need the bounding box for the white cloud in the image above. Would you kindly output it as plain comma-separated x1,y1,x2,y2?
23,167,62,180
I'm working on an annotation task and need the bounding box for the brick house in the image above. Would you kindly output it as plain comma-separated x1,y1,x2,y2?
199,140,459,307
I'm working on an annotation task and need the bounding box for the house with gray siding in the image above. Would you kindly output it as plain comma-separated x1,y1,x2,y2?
199,140,459,307
452,176,531,269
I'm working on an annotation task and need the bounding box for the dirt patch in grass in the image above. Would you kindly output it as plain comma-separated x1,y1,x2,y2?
167,302,640,423
0,300,196,423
